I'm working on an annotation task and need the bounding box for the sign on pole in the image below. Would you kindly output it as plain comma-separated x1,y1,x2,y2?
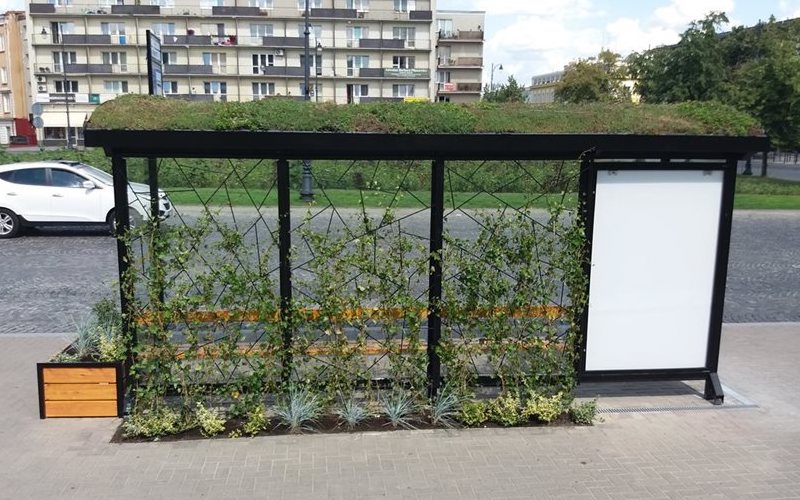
146,30,164,96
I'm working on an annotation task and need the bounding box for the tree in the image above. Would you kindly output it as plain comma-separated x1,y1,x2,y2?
554,50,630,103
483,76,526,103
628,12,729,102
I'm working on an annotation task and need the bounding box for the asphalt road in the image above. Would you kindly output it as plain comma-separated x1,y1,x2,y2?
0,208,798,335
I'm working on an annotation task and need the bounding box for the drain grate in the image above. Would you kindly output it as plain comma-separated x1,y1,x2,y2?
598,403,759,414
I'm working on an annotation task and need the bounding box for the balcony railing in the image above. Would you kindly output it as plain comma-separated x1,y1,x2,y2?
438,57,483,68
438,30,484,42
438,82,481,93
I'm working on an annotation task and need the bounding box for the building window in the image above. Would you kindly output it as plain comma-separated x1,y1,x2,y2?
392,27,416,47
436,70,450,83
163,81,178,94
393,0,414,12
48,0,74,5
52,51,77,72
346,83,368,103
392,55,415,69
437,19,453,37
149,0,175,6
298,82,322,97
1,95,10,113
346,55,369,76
161,51,177,65
252,54,274,74
101,0,125,5
346,26,368,47
203,81,227,95
299,54,321,68
297,24,322,40
101,51,128,72
249,23,273,38
0,68,7,84
201,0,224,7
54,80,79,92
248,0,272,7
297,0,321,9
104,80,128,93
252,82,275,98
150,23,176,36
346,0,368,11
0,35,5,51
201,52,227,73
393,84,414,97
100,22,126,36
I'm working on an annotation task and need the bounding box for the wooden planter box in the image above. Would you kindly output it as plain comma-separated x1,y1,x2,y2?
37,361,125,418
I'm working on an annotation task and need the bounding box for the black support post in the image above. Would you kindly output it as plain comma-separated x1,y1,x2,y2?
111,154,135,385
147,157,165,305
277,159,293,386
427,159,445,398
576,154,596,377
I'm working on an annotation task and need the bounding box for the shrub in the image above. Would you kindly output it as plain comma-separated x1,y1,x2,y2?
335,398,370,430
241,404,269,436
195,403,226,437
274,387,322,433
430,390,461,427
569,400,598,425
522,392,565,423
458,399,488,427
381,391,417,429
487,393,522,427
122,406,183,438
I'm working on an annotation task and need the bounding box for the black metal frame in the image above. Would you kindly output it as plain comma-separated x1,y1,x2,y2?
37,361,125,419
576,159,739,405
85,129,767,400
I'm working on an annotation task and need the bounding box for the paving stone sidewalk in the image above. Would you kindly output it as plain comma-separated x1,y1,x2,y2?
0,324,798,499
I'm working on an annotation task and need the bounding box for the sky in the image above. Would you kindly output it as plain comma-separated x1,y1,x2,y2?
438,0,800,86
1,0,799,86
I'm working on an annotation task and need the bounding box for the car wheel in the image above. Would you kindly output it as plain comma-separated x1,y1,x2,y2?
0,208,21,239
106,209,143,236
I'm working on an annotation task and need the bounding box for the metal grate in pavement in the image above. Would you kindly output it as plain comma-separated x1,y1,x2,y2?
598,403,759,414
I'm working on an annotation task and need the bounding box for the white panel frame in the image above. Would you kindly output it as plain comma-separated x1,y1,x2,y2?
583,168,724,372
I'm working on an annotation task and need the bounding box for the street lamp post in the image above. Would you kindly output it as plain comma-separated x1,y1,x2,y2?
315,42,322,103
300,0,314,201
489,62,503,92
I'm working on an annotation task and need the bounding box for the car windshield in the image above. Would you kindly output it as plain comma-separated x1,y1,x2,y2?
76,164,114,185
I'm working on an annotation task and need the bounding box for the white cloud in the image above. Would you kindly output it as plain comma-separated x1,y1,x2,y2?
652,0,735,29
469,0,595,17
0,0,25,11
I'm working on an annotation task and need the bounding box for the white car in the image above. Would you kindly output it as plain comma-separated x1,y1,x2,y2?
0,160,172,238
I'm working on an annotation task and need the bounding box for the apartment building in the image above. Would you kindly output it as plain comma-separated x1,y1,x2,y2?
525,70,562,104
26,0,485,146
1,11,34,145
434,10,483,103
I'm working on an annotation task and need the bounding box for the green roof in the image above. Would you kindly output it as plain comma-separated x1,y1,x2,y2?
86,94,764,137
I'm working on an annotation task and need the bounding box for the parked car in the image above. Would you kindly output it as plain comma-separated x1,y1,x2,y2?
0,160,172,238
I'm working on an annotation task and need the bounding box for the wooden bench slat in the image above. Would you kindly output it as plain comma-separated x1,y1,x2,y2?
44,383,117,401
44,400,118,417
42,367,117,384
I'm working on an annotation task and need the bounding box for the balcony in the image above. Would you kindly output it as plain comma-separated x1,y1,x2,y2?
166,94,214,102
383,68,430,79
310,8,357,19
262,36,305,48
409,10,432,20
437,57,483,68
164,65,214,75
438,30,484,42
258,66,305,77
357,38,405,49
60,34,112,45
212,6,261,16
111,5,160,15
437,82,481,93
162,35,212,45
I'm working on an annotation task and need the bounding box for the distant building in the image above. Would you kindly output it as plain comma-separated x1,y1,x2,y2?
0,10,34,145
526,70,562,104
25,0,486,146
434,10,484,103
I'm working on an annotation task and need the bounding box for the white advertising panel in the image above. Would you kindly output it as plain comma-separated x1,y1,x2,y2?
585,169,723,371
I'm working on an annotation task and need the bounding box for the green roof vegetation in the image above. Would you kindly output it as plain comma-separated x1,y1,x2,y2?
86,94,764,136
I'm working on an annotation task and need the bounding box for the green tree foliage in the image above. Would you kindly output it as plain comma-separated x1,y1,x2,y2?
629,12,800,148
628,12,729,102
554,50,631,103
483,75,526,103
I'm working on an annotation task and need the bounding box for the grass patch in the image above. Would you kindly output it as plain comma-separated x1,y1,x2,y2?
165,188,577,210
88,94,762,136
733,195,800,209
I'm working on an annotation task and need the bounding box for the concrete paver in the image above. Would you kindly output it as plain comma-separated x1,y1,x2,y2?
0,323,798,499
